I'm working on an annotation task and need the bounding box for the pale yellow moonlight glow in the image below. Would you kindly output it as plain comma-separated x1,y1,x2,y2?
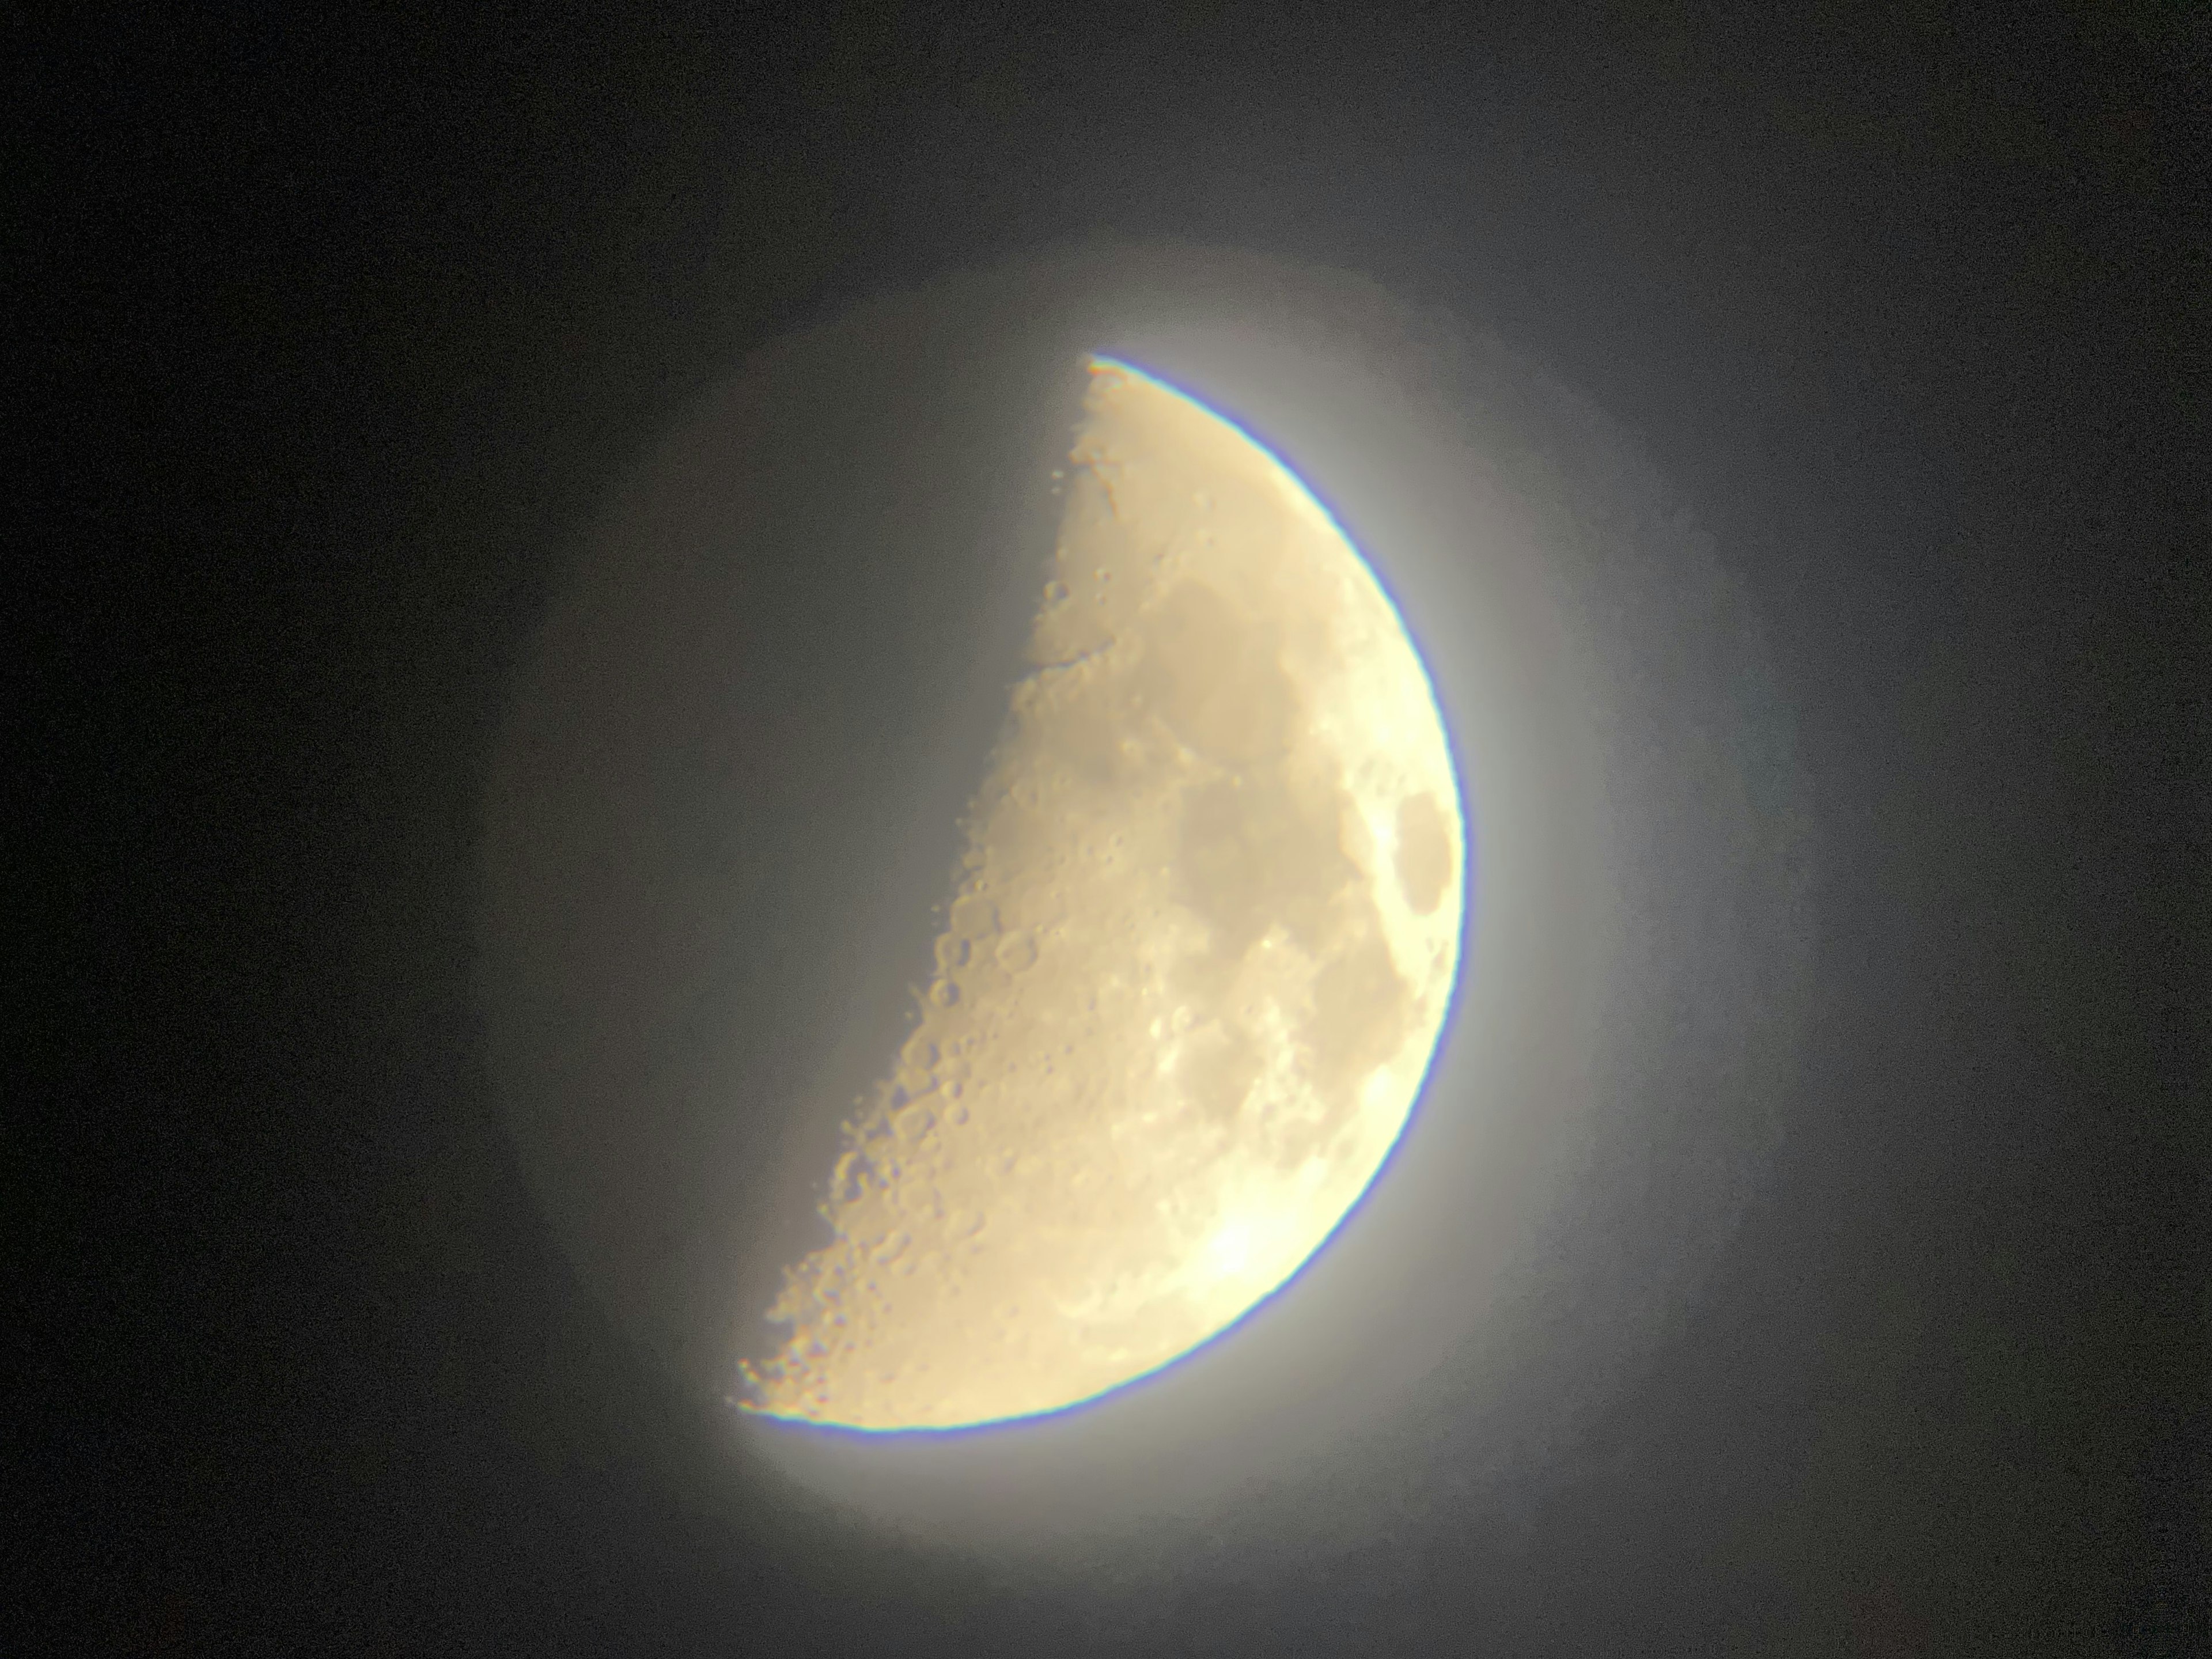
739,358,1464,1430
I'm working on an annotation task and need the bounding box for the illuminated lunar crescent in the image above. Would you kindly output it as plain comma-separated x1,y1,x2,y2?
740,357,1465,1431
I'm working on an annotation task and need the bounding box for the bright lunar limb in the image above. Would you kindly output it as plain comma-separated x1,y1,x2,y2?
739,357,1465,1431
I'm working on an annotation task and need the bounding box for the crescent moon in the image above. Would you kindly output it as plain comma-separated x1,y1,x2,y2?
740,355,1466,1431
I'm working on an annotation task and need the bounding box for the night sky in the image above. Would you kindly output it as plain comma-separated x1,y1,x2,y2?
20,5,2203,1653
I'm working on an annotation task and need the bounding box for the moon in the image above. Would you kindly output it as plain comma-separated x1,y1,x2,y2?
738,355,1465,1431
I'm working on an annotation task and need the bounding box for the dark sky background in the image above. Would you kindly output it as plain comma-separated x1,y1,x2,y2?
19,3,2205,1653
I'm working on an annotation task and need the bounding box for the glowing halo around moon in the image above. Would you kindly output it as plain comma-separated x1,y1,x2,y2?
737,355,1467,1433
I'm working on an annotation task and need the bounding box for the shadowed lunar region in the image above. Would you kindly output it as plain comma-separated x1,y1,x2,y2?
739,358,1463,1430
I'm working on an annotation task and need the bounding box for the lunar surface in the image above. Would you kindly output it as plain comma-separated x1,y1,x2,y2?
739,358,1464,1431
